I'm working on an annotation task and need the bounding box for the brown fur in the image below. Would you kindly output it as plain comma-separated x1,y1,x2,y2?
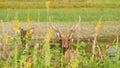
54,32,75,63
19,27,34,45
58,34,73,54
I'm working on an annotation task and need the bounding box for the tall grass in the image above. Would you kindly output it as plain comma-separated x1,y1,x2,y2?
91,17,102,62
0,17,120,68
43,27,53,67
0,1,120,67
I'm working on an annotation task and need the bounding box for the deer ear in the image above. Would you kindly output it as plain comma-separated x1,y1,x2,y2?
29,28,34,34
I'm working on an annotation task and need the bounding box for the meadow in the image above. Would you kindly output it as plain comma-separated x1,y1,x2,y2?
0,0,120,68
0,17,120,68
0,0,120,9
0,8,120,22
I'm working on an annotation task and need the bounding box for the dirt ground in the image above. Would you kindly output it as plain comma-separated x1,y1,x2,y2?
0,21,120,39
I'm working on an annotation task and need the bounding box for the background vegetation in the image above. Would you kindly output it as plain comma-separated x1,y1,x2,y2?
0,8,120,22
0,0,120,22
0,0,120,9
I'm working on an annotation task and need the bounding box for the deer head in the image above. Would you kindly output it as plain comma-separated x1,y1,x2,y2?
51,23,78,54
18,27,34,45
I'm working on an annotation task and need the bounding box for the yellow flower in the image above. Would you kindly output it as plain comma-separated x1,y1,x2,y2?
69,62,74,68
3,34,8,43
13,19,19,33
44,27,53,66
48,27,52,35
96,17,102,32
44,27,53,42
46,0,51,9
21,56,32,68
25,31,30,39
26,61,32,68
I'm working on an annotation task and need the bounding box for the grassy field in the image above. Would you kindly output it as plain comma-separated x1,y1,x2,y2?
0,0,120,9
0,0,120,68
0,20,120,68
0,8,120,22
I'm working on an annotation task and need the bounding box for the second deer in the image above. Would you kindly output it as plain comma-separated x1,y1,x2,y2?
18,27,34,45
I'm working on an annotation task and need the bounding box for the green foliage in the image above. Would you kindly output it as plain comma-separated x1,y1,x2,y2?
0,35,120,68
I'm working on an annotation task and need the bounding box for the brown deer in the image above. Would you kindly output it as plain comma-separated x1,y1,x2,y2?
51,23,110,65
18,27,34,45
51,23,79,62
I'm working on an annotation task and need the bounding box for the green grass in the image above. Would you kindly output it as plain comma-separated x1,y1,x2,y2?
0,8,120,22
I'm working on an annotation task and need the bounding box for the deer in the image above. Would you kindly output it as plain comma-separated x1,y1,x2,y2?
51,23,110,66
51,23,79,63
18,27,34,45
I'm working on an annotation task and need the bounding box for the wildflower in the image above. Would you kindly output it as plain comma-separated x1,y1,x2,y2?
13,19,19,33
25,31,30,39
44,27,53,66
21,56,32,68
46,0,51,10
96,17,102,32
25,61,32,68
44,27,52,42
92,17,102,62
3,34,8,43
69,62,74,68
25,16,31,39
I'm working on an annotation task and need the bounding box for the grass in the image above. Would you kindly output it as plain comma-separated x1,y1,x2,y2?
0,11,120,68
0,0,120,67
0,0,120,9
0,8,120,22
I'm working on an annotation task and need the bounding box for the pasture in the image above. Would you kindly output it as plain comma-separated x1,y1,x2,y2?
0,0,120,68
0,8,120,22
